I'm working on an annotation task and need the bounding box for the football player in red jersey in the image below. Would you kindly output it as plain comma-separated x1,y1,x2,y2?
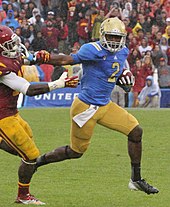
0,25,78,205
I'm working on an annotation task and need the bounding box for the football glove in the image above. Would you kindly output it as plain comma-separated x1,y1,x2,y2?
21,44,50,64
35,50,50,63
116,69,135,93
20,43,36,62
48,70,78,91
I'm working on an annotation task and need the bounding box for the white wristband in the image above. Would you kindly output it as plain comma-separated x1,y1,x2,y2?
48,79,65,91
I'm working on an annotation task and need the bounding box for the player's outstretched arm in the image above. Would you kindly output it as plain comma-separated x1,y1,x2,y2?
35,51,74,66
26,71,78,96
21,44,74,66
0,71,78,97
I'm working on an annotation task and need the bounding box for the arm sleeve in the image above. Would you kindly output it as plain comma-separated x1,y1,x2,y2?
0,72,30,95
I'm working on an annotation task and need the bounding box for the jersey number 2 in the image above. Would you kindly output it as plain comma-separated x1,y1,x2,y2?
108,62,120,83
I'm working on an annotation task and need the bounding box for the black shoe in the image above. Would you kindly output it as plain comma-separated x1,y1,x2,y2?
128,179,159,194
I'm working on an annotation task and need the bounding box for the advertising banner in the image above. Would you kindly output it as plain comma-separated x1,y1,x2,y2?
23,85,81,107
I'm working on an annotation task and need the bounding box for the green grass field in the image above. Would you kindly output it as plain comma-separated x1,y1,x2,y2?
0,108,170,207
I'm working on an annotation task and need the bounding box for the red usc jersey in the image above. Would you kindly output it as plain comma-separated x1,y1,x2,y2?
0,56,23,120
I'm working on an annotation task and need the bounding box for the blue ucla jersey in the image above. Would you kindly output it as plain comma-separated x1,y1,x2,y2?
71,41,129,106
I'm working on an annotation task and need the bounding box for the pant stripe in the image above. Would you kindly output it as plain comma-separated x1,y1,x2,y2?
0,128,29,160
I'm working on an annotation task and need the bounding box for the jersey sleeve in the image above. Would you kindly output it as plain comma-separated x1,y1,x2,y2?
71,42,105,64
117,46,129,70
123,46,129,59
0,72,30,95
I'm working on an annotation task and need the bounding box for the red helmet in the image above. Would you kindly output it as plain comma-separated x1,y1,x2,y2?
0,25,21,58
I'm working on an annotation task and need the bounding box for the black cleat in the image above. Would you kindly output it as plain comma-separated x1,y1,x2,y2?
128,179,159,195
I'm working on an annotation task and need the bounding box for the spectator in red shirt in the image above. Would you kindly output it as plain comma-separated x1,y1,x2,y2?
162,0,170,18
55,17,69,54
128,36,138,51
67,0,78,47
44,11,56,25
131,58,146,107
166,43,170,65
151,24,160,41
99,0,108,15
77,11,90,45
142,54,154,78
41,20,60,52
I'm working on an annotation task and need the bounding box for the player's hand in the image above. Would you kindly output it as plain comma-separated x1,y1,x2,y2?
20,43,35,61
117,69,135,86
116,69,135,92
48,70,78,91
65,76,79,88
57,70,78,88
35,50,50,63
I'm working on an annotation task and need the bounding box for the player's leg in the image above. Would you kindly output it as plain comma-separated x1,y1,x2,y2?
36,97,97,168
97,102,142,180
0,136,19,156
97,101,159,194
36,144,83,168
0,114,45,205
128,126,159,194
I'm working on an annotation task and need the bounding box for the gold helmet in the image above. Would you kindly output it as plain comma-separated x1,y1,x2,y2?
99,17,127,53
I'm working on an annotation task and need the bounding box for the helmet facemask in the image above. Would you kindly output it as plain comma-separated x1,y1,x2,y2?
101,32,126,53
0,34,22,58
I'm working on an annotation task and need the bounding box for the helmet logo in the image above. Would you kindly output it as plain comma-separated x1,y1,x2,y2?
112,29,120,33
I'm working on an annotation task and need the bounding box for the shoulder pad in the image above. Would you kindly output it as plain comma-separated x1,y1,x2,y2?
84,42,105,58
89,42,103,52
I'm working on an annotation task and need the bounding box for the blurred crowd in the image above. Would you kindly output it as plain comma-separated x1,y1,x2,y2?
0,0,170,107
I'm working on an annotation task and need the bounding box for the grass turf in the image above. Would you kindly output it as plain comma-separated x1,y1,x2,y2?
0,108,170,207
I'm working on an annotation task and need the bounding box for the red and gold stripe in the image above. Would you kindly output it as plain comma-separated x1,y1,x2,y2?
0,129,29,160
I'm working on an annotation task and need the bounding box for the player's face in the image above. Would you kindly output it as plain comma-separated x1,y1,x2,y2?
105,34,121,42
105,34,122,51
1,34,22,58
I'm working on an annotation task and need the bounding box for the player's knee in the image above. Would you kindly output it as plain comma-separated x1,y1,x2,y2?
128,125,143,143
22,158,37,166
65,145,83,159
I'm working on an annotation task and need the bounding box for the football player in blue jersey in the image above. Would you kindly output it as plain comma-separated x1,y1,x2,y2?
35,17,159,195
